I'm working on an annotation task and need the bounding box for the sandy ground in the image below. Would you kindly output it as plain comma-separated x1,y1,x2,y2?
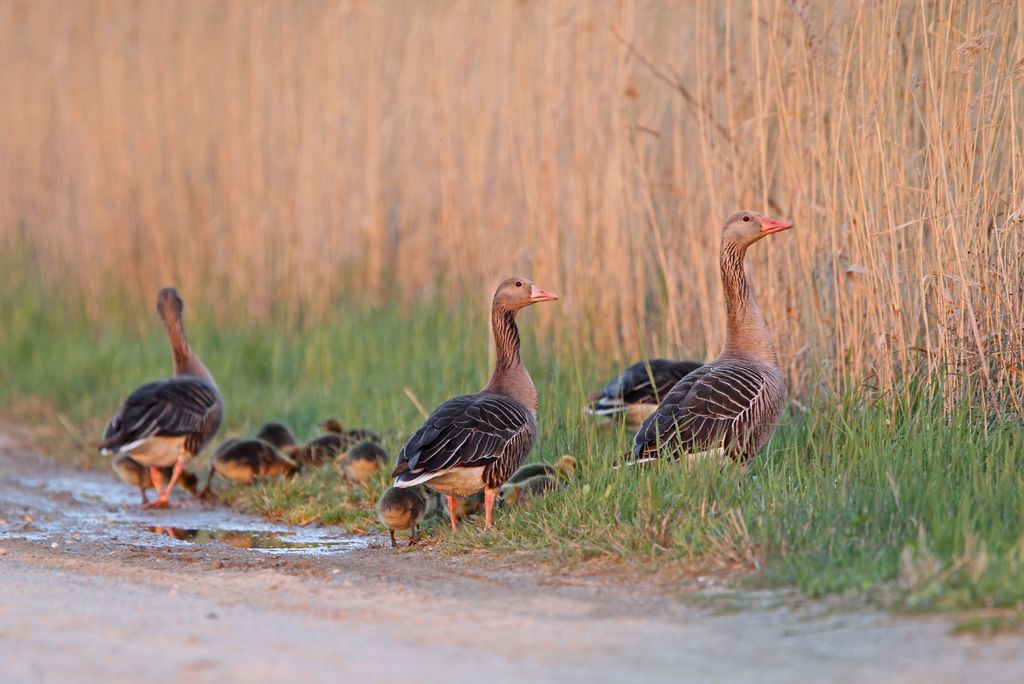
0,428,1022,683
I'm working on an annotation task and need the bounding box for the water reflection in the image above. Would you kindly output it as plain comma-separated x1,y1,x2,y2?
144,526,365,553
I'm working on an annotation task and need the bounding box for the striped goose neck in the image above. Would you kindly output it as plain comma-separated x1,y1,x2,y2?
484,305,538,414
162,309,216,384
720,241,778,366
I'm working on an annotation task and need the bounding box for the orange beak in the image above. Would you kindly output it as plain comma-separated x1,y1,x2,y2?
528,284,559,303
759,217,794,235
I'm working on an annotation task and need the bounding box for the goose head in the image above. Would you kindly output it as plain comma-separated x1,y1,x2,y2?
156,287,184,321
492,277,559,312
722,210,793,249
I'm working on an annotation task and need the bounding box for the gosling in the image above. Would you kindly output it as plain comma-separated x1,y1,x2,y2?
342,441,389,485
255,421,296,450
321,417,383,446
377,485,440,547
209,438,299,485
448,491,485,523
506,454,577,485
497,474,561,507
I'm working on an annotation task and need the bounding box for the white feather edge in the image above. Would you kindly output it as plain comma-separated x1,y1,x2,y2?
393,470,443,488
620,446,726,467
101,438,149,456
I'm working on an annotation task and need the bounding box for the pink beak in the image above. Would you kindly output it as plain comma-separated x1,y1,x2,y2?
759,217,794,235
528,284,559,303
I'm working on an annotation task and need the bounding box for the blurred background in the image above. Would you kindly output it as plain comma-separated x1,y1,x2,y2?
1,0,1022,408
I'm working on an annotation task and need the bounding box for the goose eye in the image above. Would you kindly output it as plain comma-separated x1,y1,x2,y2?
515,281,523,287
742,215,751,222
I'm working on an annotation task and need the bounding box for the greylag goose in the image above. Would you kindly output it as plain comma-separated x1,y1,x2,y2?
255,422,296,450
376,485,443,547
208,438,299,484
628,211,791,465
99,288,224,508
586,359,703,428
505,454,577,485
497,473,561,507
111,455,198,504
342,441,389,485
391,277,558,531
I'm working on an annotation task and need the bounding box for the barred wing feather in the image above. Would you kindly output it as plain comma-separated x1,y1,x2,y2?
394,393,536,480
101,377,222,453
631,362,782,463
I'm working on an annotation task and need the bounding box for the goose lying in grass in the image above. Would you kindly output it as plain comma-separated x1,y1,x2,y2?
628,211,791,465
111,455,199,505
342,441,389,485
99,287,223,508
586,359,703,428
376,485,443,547
391,277,558,531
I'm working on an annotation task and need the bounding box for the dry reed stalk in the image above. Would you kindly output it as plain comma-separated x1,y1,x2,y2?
0,0,1020,406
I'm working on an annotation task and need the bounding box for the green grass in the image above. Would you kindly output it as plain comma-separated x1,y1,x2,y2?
2,278,1023,614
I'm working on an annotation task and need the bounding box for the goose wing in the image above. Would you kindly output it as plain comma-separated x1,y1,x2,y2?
101,376,223,454
392,393,535,481
630,361,779,462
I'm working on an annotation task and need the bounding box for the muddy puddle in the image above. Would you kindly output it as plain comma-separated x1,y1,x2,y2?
141,525,368,554
1,466,370,555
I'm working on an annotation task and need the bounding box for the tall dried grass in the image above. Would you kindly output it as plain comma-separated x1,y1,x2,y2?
1,0,1021,406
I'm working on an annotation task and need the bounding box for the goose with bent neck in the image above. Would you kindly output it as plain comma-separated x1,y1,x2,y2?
100,287,224,508
630,211,792,464
391,277,558,531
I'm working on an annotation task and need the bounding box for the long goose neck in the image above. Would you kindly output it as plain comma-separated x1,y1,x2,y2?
162,310,215,384
720,241,778,365
484,305,538,414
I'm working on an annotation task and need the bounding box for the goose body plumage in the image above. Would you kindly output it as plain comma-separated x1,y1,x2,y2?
391,277,558,530
631,360,785,464
99,288,223,508
586,359,703,427
629,211,791,465
100,376,223,467
393,392,536,495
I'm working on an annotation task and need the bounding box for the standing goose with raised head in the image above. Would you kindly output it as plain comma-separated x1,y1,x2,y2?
628,211,792,465
99,288,224,508
585,359,703,428
391,277,558,531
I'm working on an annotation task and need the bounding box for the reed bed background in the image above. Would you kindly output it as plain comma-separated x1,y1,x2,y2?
1,0,1022,407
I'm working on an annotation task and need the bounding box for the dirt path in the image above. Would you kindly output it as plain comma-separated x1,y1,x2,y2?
0,430,1021,683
